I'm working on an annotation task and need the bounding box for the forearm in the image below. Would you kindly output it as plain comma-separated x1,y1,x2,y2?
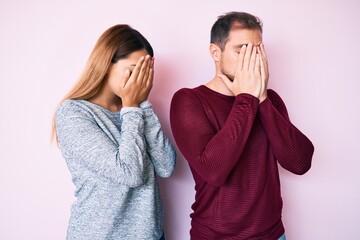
258,97,314,174
140,101,176,177
118,108,151,184
56,104,150,187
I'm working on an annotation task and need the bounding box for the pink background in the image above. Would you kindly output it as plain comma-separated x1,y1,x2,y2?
1,0,360,239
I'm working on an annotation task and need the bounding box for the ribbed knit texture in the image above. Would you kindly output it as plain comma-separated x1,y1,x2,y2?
170,85,314,240
56,99,176,240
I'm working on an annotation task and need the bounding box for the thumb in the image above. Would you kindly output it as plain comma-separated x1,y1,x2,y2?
217,74,232,89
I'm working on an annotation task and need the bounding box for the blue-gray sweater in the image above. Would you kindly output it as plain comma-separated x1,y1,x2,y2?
56,99,176,240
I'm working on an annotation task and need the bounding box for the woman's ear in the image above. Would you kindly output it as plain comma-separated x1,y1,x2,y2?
209,43,221,62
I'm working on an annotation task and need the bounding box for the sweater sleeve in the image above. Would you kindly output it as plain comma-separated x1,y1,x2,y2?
170,89,259,186
56,102,150,187
139,100,176,178
258,90,314,175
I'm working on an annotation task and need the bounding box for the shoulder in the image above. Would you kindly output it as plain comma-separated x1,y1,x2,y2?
173,87,196,97
267,89,283,101
57,99,84,115
267,89,279,98
172,86,205,103
266,89,288,109
56,100,95,123
171,87,204,112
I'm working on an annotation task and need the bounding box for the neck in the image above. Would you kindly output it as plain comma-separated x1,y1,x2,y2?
205,65,234,96
88,84,121,112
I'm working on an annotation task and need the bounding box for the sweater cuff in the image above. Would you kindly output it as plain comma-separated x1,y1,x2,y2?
258,97,273,114
139,100,152,109
235,93,260,105
120,107,143,117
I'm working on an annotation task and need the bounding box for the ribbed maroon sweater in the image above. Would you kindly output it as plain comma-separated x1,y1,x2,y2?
170,86,314,240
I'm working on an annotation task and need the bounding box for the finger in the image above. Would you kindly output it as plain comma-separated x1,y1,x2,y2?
217,74,232,89
145,58,154,84
259,52,266,81
260,43,268,64
147,68,154,90
129,56,145,81
120,69,131,87
137,55,150,83
249,45,257,72
259,54,268,100
260,44,269,76
259,45,268,76
148,58,155,87
151,57,155,69
255,53,261,75
142,57,152,83
141,57,153,87
243,43,253,71
149,58,154,82
237,44,246,71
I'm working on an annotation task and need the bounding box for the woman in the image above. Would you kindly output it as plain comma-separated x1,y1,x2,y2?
52,24,176,240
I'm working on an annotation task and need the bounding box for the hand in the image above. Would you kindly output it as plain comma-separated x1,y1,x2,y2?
217,43,262,98
258,43,269,102
118,55,154,107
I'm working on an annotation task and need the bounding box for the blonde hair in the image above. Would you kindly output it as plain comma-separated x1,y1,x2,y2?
51,24,154,142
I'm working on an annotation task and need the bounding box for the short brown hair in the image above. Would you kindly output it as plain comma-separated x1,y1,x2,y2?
211,12,263,50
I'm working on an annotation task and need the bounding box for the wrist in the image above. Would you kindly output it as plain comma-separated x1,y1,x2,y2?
259,94,267,103
122,101,139,108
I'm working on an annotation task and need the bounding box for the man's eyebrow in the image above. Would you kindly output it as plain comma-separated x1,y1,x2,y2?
233,43,261,49
233,44,248,49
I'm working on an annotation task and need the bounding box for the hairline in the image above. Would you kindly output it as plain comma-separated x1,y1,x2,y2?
217,23,262,51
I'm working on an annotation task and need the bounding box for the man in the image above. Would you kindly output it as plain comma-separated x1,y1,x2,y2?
170,12,314,240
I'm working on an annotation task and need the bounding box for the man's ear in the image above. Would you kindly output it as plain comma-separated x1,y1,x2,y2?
209,43,221,62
